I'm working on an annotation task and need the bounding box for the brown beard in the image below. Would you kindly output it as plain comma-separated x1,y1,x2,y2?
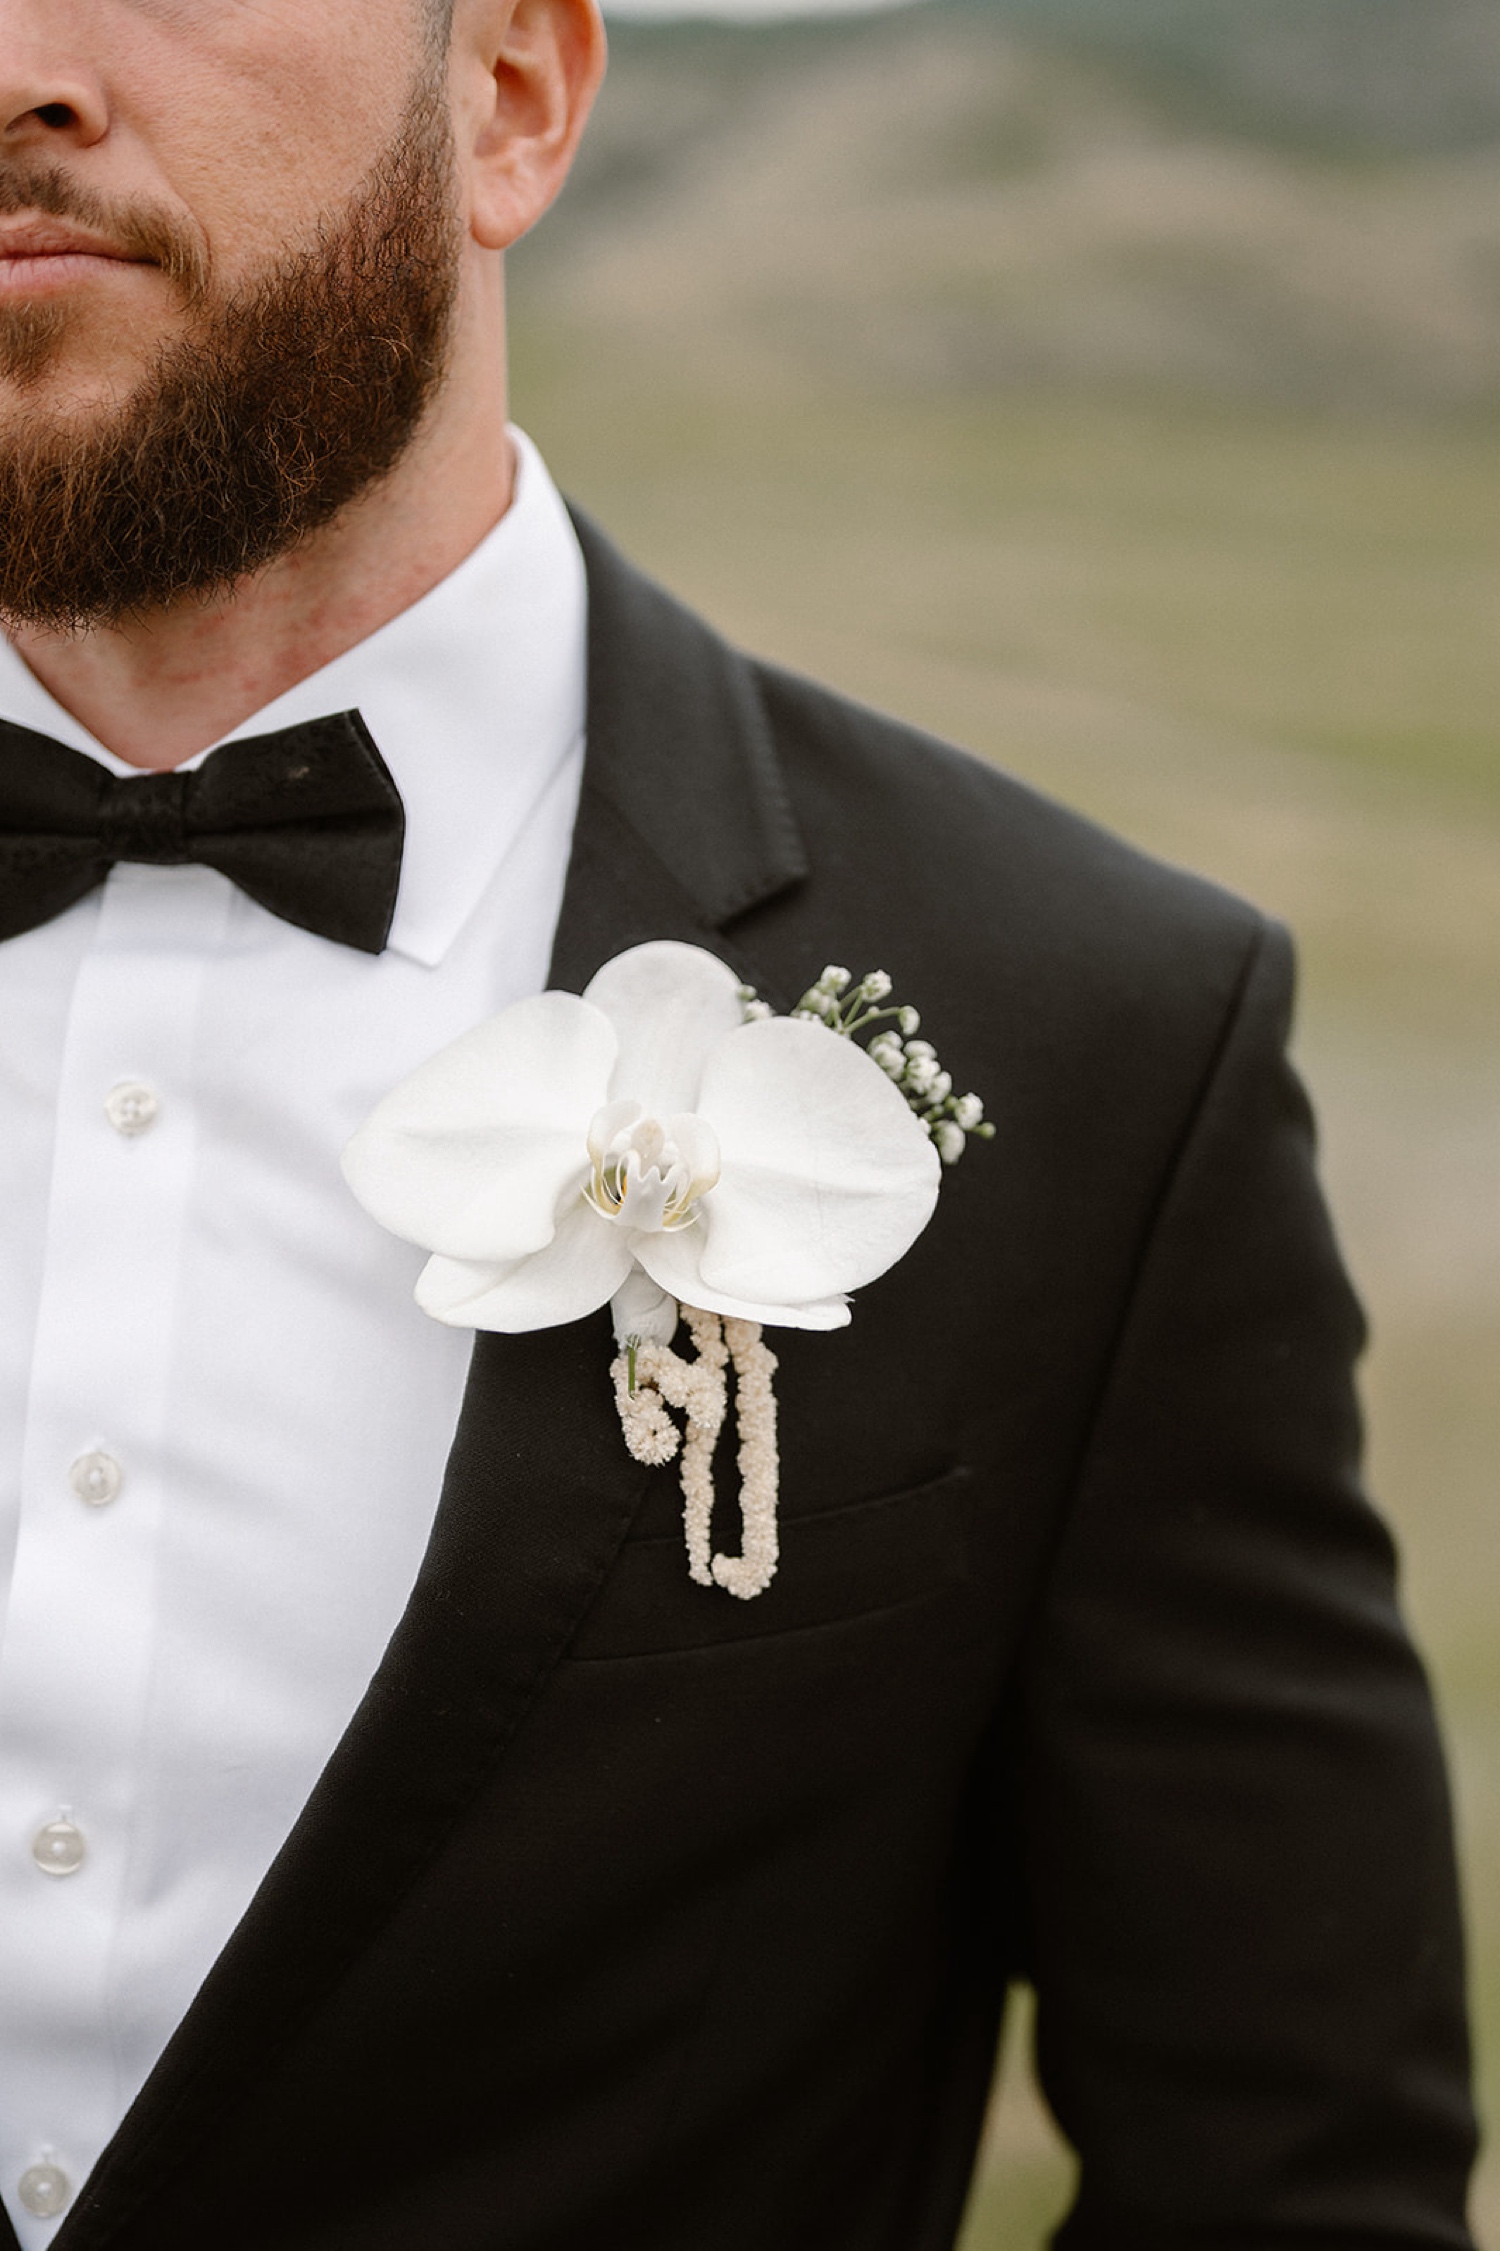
0,83,461,631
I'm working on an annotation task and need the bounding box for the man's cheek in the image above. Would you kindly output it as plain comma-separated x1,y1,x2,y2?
110,7,418,241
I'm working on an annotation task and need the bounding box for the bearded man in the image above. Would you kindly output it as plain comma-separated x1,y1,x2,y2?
0,3,1477,2248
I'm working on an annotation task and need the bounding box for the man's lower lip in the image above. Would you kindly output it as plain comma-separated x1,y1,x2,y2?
0,252,140,296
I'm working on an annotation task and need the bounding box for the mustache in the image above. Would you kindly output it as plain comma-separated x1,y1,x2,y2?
0,164,208,298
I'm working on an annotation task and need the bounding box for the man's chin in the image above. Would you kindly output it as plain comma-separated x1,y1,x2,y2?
0,302,163,407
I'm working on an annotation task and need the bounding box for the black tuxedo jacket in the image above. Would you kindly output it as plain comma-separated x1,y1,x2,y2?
37,516,1474,2251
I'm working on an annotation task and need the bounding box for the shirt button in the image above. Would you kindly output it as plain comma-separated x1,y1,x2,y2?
105,1081,160,1137
33,1819,87,1878
70,1451,123,1508
18,2162,71,2218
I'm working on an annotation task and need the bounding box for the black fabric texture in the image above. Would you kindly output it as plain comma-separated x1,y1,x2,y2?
0,710,403,953
28,513,1477,2251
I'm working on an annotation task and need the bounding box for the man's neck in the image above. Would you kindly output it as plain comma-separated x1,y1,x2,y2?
6,382,516,773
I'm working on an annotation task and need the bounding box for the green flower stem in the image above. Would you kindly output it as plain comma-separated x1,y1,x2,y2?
834,1002,906,1039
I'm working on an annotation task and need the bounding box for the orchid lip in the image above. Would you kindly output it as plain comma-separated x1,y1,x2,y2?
584,1102,721,1236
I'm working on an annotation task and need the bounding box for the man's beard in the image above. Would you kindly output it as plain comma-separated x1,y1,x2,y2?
0,87,462,631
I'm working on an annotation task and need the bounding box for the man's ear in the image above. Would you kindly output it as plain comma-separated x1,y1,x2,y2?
455,0,607,252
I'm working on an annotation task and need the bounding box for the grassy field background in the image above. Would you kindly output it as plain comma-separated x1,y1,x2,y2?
511,5,1500,2236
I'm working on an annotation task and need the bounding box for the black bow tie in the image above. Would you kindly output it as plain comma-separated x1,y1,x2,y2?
0,710,404,954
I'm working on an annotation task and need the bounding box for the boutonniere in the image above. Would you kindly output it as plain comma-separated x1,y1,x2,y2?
342,944,991,1599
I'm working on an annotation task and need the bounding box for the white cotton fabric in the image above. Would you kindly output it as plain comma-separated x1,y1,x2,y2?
0,429,587,2247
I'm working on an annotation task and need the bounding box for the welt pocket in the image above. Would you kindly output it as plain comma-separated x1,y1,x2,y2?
568,1462,976,1661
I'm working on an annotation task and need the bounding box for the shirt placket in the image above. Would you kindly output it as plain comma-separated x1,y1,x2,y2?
0,866,226,2245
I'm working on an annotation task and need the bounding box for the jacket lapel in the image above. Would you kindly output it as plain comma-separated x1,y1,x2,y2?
548,507,808,996
57,511,809,2248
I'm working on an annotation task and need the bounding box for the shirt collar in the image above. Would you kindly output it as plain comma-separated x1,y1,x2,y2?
0,426,588,968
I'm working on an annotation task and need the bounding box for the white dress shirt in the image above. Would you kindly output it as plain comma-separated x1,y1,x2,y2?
0,429,588,2245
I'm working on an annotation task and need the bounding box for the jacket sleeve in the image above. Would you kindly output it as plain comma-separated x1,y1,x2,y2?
1015,917,1478,2248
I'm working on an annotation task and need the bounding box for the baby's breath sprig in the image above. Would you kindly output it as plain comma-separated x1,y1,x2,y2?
737,965,995,1167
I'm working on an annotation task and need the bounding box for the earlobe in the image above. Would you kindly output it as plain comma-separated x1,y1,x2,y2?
463,0,607,253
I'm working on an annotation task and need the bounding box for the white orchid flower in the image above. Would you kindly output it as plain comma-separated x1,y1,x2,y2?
342,940,941,1340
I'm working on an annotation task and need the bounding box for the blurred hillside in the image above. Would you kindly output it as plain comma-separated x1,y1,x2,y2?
513,0,1500,415
971,0,1500,154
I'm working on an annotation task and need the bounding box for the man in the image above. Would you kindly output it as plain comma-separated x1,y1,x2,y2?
0,1,1477,2246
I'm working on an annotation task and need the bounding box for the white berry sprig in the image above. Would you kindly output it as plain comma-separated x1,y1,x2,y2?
737,965,995,1166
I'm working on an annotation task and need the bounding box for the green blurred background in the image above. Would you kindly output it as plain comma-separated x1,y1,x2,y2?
507,3,1500,2237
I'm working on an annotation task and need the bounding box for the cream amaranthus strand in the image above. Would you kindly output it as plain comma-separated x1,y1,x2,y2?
612,1308,780,1600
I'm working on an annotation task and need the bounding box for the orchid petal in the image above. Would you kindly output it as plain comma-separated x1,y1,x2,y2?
584,941,746,1116
415,1198,635,1332
661,1112,722,1200
691,1016,941,1308
636,1226,852,1330
343,993,616,1261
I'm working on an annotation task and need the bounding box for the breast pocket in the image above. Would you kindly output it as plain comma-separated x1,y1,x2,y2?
568,1462,977,1661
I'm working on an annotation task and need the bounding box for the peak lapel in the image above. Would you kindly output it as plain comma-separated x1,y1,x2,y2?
56,511,809,2249
548,507,808,994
